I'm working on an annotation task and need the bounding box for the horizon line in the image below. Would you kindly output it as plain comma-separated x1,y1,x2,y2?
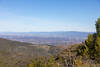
0,31,95,33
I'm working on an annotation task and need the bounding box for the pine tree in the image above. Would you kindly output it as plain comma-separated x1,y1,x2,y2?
78,18,100,63
96,18,100,37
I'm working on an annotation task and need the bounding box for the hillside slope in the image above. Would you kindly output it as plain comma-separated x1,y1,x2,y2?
0,38,62,67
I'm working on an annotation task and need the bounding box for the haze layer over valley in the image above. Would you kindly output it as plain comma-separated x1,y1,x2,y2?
0,31,91,45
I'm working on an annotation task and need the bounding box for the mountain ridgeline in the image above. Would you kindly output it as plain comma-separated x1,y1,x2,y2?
0,31,92,45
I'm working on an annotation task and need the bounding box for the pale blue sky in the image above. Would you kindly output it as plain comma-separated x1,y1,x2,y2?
0,0,100,32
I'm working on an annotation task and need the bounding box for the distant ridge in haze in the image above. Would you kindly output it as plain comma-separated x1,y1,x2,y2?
0,31,93,45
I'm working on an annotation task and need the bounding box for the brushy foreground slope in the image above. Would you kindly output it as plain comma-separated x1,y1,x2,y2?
27,18,100,67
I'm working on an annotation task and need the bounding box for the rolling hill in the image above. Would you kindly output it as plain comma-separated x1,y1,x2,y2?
0,38,62,67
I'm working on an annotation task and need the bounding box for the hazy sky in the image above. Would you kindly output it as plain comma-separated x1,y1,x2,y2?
0,0,100,32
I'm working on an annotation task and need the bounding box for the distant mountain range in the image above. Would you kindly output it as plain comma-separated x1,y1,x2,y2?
0,31,93,45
